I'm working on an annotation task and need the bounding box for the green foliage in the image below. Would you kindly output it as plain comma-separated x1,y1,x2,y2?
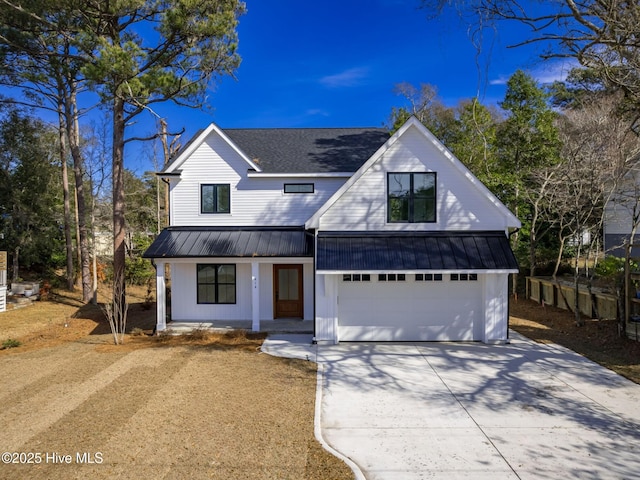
496,70,561,200
125,256,154,286
81,0,246,111
1,338,21,349
125,170,158,235
595,256,635,279
0,106,65,274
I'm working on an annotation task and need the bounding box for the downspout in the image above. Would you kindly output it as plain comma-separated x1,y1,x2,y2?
507,227,521,343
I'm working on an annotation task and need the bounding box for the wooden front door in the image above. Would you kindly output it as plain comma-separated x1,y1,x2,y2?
274,264,303,318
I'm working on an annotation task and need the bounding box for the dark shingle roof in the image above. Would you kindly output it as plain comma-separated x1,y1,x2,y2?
143,226,313,258
223,128,390,173
316,231,519,271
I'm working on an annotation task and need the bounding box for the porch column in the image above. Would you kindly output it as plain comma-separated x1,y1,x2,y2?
251,261,260,332
155,260,167,332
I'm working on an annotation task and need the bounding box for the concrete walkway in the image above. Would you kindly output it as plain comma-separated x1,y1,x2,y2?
262,332,640,480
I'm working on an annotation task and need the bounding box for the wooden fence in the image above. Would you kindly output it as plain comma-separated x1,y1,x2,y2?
525,277,618,320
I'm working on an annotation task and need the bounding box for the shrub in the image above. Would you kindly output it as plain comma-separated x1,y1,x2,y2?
1,339,21,349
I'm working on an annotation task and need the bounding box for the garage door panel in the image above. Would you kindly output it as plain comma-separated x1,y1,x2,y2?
338,277,483,342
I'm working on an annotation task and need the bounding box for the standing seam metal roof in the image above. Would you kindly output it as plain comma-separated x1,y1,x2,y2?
316,231,519,271
142,227,313,258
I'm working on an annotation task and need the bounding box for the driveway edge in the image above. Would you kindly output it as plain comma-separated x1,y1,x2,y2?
314,362,367,480
260,335,366,480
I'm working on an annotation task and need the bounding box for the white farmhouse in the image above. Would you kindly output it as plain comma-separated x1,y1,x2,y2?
144,117,520,343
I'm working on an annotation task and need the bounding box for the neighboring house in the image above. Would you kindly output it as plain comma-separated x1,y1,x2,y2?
604,170,640,257
143,117,520,343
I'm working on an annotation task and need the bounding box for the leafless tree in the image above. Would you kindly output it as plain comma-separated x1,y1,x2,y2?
421,1,640,113
546,95,640,324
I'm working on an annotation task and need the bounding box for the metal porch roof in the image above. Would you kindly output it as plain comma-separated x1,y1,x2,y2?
143,227,313,259
316,231,519,271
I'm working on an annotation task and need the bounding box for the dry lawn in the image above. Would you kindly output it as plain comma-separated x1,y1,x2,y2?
0,287,353,480
5,287,640,479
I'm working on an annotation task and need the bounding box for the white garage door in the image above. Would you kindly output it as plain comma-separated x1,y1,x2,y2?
338,274,484,341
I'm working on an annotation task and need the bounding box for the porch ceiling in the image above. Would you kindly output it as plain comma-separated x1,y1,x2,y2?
143,226,313,259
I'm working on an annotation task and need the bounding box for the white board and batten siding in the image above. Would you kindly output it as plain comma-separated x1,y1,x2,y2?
171,259,314,322
169,131,346,227
318,125,513,232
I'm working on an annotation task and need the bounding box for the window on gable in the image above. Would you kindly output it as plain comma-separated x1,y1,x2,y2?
197,264,236,304
387,172,436,223
201,184,230,214
284,183,314,194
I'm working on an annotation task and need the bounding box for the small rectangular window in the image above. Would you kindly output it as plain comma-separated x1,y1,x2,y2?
388,273,397,281
417,273,439,282
434,274,443,281
460,273,468,281
397,274,406,281
344,274,371,282
201,184,230,214
378,274,387,282
469,273,478,281
284,183,314,193
451,274,459,281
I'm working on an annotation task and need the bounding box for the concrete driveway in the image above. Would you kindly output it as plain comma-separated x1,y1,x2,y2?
262,332,640,480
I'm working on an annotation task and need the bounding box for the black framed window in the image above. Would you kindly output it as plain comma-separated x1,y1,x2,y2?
201,184,230,214
378,273,405,282
387,172,436,223
284,183,314,194
450,273,478,282
197,264,236,304
343,274,371,282
415,273,441,282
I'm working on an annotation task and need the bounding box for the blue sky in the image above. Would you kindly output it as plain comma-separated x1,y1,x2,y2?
149,0,572,141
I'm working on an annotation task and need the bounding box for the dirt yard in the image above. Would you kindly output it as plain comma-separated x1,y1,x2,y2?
0,289,354,480
2,288,640,479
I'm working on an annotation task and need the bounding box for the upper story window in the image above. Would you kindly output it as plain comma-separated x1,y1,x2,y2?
284,183,314,194
387,173,436,223
201,184,230,214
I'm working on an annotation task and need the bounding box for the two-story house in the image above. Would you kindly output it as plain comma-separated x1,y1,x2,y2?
143,117,520,343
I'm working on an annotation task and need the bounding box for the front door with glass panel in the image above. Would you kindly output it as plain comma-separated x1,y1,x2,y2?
274,264,303,318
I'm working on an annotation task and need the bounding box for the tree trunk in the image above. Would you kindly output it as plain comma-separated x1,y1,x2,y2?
12,246,19,282
57,105,75,291
112,95,127,315
574,242,584,326
66,87,92,303
160,119,171,231
67,115,91,303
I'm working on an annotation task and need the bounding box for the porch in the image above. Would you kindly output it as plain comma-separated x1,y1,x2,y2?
165,319,313,334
